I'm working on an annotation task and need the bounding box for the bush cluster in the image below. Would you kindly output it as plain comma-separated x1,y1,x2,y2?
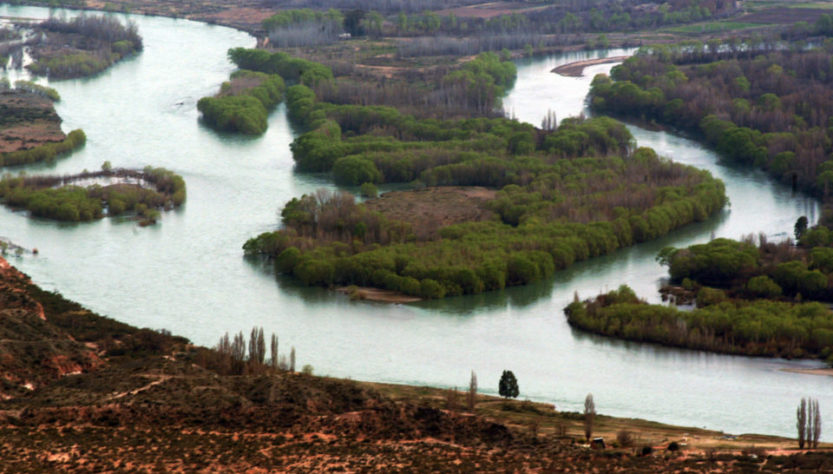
197,71,285,135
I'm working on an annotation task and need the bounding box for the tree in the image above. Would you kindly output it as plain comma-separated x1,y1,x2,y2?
468,370,478,411
289,346,296,372
808,398,822,449
270,333,278,370
541,109,557,131
498,370,519,399
584,393,596,441
795,216,808,241
797,397,807,449
231,331,246,375
248,326,265,369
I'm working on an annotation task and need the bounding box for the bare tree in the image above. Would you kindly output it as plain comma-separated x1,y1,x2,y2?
290,346,296,372
809,398,822,449
248,327,266,370
584,393,596,441
231,331,246,375
256,328,265,364
270,333,278,371
467,371,478,411
797,398,807,449
541,109,558,131
214,332,232,374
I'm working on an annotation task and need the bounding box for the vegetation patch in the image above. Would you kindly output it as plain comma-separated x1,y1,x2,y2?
0,166,185,224
242,52,726,300
566,284,833,360
197,69,285,135
18,15,144,79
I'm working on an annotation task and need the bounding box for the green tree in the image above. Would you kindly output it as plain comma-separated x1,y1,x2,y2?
498,370,519,399
795,216,809,241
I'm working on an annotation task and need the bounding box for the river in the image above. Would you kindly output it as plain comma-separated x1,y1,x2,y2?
0,5,829,439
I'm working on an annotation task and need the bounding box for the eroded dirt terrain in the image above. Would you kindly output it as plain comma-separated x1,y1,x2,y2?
0,90,64,153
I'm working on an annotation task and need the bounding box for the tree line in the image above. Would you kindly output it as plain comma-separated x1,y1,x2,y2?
565,285,833,360
201,326,304,376
590,43,833,199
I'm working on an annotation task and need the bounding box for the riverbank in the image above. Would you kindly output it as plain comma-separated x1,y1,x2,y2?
0,254,829,471
552,55,630,76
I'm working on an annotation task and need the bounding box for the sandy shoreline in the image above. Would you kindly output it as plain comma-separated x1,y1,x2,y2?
552,55,630,77
336,286,422,304
781,367,833,377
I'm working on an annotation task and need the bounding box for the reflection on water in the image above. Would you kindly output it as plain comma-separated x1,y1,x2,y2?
0,5,829,439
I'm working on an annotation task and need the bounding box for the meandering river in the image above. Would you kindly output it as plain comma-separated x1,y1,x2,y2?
1,5,829,439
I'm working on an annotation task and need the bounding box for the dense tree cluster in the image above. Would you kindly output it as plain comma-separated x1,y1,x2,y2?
565,285,833,360
245,144,725,298
0,167,185,223
27,15,142,79
590,43,833,198
285,51,632,185
197,70,286,135
659,218,833,303
227,48,333,87
0,129,86,167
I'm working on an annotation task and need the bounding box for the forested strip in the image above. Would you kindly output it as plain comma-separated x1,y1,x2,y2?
565,285,833,360
589,43,833,198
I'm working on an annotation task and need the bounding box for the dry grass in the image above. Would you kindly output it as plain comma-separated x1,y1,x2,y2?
365,186,496,240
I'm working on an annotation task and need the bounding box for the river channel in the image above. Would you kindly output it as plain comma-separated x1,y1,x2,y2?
0,5,829,439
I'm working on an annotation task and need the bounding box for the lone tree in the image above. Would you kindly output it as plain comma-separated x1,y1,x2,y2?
584,393,596,441
795,216,808,241
498,370,519,399
468,371,478,411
